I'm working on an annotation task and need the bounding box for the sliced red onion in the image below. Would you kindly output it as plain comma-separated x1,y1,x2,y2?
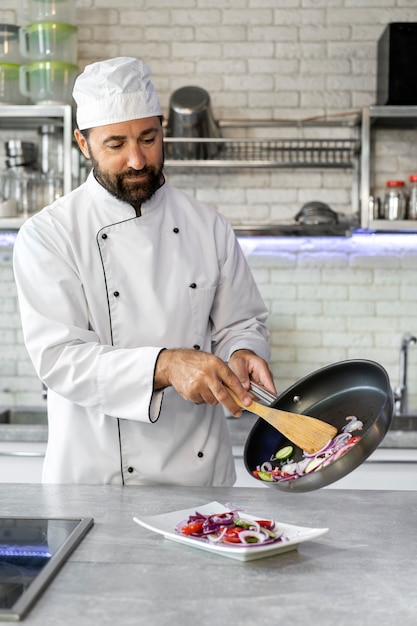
275,473,297,482
238,530,267,544
343,416,364,433
211,513,234,525
254,414,364,483
303,438,333,458
295,457,311,474
305,455,329,473
248,519,260,533
332,432,352,447
280,462,298,474
176,510,286,547
206,528,227,543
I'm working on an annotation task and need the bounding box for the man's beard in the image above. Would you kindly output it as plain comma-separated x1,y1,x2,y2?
90,154,164,207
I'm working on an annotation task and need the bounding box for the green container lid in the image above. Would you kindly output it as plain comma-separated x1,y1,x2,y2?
26,60,78,74
0,62,20,77
27,22,77,34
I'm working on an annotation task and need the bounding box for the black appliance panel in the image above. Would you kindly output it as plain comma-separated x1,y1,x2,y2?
0,516,93,621
377,23,417,105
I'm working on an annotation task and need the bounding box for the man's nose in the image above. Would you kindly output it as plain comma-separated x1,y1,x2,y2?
126,144,146,169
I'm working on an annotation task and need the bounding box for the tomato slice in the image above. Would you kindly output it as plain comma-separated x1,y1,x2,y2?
221,526,242,543
181,521,204,535
256,519,275,530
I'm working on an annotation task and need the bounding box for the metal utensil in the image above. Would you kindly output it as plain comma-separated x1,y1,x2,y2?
228,389,337,454
165,85,221,159
295,201,339,225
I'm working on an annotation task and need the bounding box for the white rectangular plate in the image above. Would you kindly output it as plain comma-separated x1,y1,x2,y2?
133,501,328,562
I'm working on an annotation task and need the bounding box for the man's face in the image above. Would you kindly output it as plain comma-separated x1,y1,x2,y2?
75,117,164,208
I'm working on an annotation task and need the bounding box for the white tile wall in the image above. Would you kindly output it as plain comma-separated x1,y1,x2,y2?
2,233,417,410
1,1,417,409
240,234,417,402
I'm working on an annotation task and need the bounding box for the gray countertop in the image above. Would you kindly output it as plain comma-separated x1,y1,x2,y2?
1,483,416,625
0,424,48,443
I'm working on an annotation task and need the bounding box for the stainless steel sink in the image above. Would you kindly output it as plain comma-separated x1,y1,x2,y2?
0,407,47,425
390,414,417,431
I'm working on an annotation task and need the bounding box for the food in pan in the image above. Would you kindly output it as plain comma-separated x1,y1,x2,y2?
253,415,364,483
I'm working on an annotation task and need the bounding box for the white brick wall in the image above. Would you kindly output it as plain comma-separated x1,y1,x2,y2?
1,0,415,119
1,1,417,411
241,235,417,409
4,233,416,411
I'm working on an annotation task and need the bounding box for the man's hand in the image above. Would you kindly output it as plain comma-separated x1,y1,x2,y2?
228,349,276,395
154,348,254,417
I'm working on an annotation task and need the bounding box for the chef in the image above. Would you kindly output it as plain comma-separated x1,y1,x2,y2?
13,57,275,486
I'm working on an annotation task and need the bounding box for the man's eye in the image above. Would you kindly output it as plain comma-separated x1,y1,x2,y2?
108,144,123,150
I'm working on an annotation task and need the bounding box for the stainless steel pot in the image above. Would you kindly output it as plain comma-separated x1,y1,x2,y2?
165,85,221,159
244,359,394,492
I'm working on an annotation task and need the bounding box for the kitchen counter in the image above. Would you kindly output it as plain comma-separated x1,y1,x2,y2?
0,424,48,443
1,483,416,625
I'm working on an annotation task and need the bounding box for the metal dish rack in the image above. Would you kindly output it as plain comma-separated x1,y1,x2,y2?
164,117,360,169
164,137,359,168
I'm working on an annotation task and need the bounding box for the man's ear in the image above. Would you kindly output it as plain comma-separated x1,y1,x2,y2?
74,129,91,160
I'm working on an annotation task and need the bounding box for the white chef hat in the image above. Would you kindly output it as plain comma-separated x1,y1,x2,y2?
73,57,162,130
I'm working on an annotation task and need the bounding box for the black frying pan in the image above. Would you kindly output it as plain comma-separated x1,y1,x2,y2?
244,359,394,492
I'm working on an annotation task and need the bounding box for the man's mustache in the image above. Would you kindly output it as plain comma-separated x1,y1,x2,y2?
122,168,149,178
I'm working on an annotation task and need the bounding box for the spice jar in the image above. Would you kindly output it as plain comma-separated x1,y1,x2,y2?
408,174,417,220
383,180,407,220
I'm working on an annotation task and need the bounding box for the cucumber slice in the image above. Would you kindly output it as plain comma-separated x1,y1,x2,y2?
257,471,274,482
273,445,294,461
305,457,324,473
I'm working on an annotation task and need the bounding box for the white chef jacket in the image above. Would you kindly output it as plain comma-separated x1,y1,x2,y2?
13,172,271,485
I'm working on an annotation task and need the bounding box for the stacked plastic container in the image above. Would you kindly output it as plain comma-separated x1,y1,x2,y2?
0,23,31,217
0,2,79,218
0,24,28,104
18,0,79,104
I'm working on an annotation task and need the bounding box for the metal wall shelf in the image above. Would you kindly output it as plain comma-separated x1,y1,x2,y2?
164,116,360,169
360,106,417,232
0,104,74,195
366,219,417,233
0,113,361,230
164,137,359,168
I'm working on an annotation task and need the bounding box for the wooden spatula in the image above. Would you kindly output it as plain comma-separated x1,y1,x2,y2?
228,389,337,454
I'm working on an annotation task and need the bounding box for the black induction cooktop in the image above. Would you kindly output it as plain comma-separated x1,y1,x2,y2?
0,516,94,621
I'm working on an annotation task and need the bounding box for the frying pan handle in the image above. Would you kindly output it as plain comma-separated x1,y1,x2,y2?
249,382,277,405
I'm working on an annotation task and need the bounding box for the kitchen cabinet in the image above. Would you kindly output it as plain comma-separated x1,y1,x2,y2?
0,104,73,230
0,440,45,483
360,104,417,231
